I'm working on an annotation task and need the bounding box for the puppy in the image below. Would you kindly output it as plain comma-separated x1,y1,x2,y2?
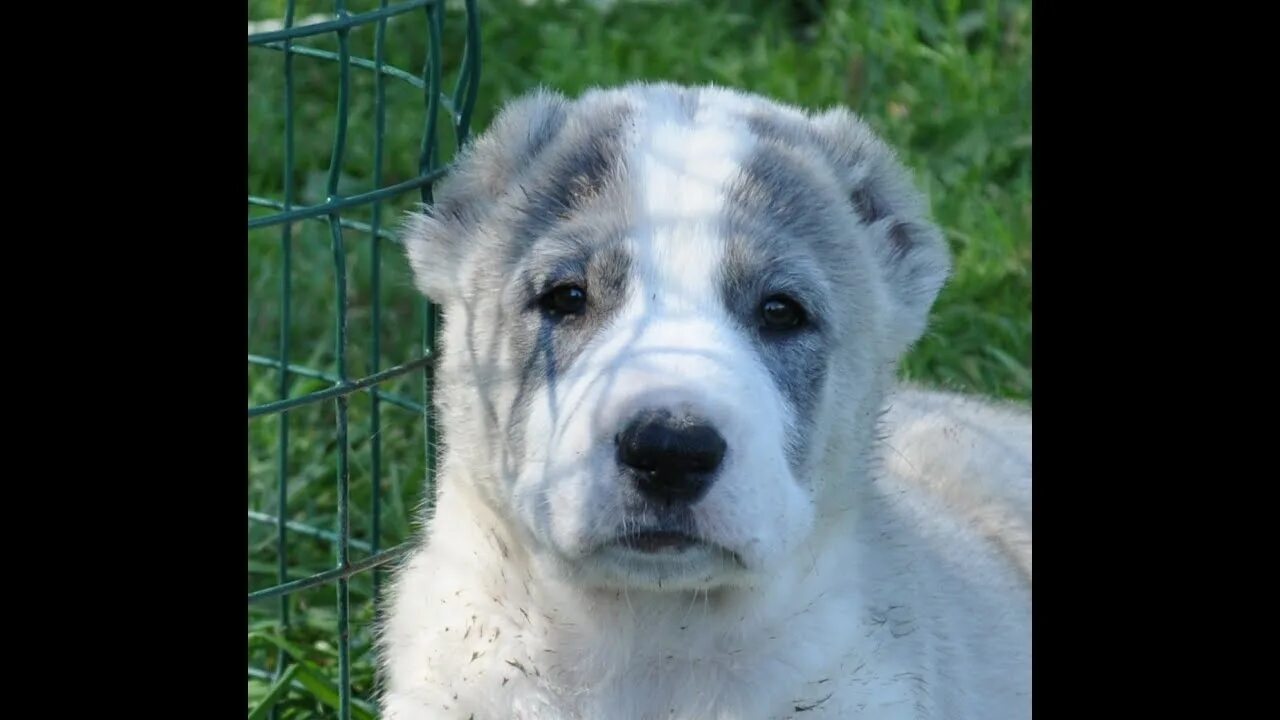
378,82,1032,720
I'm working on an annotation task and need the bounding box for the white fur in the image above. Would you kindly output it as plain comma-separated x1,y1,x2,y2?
380,84,1031,719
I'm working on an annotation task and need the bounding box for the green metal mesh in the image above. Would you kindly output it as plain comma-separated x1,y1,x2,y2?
247,1,480,717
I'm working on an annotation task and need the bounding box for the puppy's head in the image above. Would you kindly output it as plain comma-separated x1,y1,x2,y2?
405,83,949,592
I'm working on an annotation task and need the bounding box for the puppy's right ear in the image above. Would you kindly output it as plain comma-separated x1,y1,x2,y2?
402,88,569,303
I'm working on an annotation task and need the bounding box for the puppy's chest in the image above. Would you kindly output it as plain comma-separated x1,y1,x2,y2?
442,603,931,720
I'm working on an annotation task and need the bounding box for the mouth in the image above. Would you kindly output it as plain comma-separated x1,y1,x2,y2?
582,529,748,591
616,530,701,554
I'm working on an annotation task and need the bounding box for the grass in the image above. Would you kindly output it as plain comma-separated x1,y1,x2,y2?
246,0,1031,716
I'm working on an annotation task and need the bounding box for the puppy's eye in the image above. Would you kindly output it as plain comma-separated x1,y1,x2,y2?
760,295,807,331
539,284,588,317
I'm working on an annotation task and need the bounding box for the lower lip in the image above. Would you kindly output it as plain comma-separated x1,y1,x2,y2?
618,531,700,554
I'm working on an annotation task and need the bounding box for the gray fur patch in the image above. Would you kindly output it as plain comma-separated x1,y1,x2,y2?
719,123,865,471
716,99,952,469
477,99,638,482
502,231,633,476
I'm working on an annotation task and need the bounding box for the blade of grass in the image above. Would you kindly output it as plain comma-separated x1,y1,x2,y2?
249,631,377,720
293,663,377,720
248,664,299,720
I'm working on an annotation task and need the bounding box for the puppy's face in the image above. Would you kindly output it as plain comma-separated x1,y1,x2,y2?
406,84,948,592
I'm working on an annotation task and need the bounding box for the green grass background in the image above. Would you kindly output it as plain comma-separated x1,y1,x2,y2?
247,0,1030,716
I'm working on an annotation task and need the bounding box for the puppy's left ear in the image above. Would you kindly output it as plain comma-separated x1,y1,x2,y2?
810,108,952,356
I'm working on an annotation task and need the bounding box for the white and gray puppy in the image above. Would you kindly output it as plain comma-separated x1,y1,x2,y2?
379,82,1031,720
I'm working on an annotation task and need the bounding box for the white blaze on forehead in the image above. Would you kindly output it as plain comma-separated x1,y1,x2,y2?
627,93,755,311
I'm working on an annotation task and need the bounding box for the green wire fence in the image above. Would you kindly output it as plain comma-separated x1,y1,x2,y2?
247,1,480,717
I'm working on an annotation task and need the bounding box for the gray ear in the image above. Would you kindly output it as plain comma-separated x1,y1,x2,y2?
402,88,569,303
809,108,952,356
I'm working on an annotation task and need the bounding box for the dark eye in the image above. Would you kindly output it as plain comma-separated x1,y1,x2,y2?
539,284,588,317
760,295,807,331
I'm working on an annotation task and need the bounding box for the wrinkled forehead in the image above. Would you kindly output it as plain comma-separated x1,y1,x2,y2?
489,85,851,298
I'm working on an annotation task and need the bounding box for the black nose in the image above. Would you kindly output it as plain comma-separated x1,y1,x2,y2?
616,409,727,505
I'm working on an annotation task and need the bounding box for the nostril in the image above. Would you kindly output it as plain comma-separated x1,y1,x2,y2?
681,425,727,472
